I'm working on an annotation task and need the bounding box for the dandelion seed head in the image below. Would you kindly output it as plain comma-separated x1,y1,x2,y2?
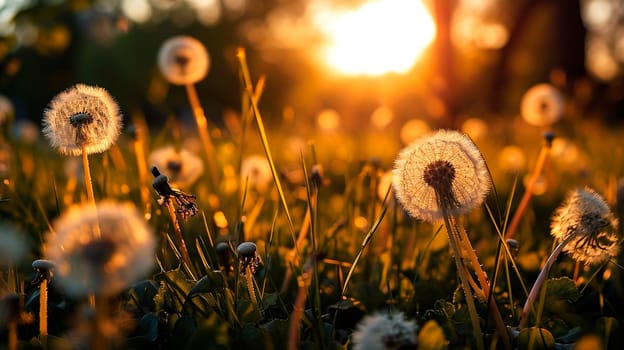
157,36,210,85
551,188,620,265
392,129,491,222
149,145,204,188
42,84,122,156
351,312,418,350
241,155,273,193
520,83,564,127
44,201,155,296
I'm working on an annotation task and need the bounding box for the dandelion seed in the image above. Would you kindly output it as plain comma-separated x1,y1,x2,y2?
149,145,204,188
351,312,418,350
550,187,620,265
520,83,564,127
240,155,273,193
157,36,210,85
42,84,122,156
392,129,491,222
43,201,155,297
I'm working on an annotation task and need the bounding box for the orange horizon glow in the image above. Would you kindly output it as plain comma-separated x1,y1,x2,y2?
316,0,436,77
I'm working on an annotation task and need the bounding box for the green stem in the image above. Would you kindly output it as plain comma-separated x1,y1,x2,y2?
518,234,575,328
441,210,485,350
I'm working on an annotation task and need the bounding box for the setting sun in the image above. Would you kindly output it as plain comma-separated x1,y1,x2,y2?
317,0,436,76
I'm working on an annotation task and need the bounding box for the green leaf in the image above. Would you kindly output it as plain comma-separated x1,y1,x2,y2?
545,277,580,302
188,270,226,297
418,320,448,350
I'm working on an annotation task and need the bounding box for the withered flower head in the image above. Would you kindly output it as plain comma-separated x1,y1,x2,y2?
351,312,418,350
44,201,155,296
392,129,491,222
42,84,122,156
151,166,199,220
157,36,210,85
551,187,620,265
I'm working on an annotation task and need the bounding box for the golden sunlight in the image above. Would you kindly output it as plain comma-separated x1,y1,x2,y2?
318,0,436,76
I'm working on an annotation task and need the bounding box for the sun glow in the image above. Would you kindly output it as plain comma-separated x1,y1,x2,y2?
317,0,436,76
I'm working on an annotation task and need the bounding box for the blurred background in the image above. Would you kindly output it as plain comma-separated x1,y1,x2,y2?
0,0,623,133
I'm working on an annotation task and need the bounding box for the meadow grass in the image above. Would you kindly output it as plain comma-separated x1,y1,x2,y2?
0,47,623,350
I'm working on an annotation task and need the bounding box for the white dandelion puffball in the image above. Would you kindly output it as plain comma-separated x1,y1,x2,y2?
158,36,210,85
44,201,155,296
520,83,564,127
393,129,491,222
241,154,273,193
149,145,204,188
42,84,122,156
551,188,620,265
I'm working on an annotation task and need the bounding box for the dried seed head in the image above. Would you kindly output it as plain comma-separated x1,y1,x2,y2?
551,188,620,265
32,259,55,284
521,84,564,127
42,84,122,156
393,129,491,222
149,145,204,188
44,201,155,296
151,166,199,221
351,312,418,350
157,36,210,85
237,242,262,274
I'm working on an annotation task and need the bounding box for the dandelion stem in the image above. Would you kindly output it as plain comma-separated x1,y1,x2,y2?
39,279,48,341
81,146,101,240
440,208,485,350
166,199,196,278
185,83,219,190
288,267,311,350
245,265,259,311
505,143,551,240
132,129,151,215
453,218,511,349
8,319,17,350
518,234,575,329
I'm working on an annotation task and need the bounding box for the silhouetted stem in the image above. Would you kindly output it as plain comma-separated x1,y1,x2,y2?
505,145,550,240
518,234,575,328
166,199,195,278
288,270,310,350
245,266,258,310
